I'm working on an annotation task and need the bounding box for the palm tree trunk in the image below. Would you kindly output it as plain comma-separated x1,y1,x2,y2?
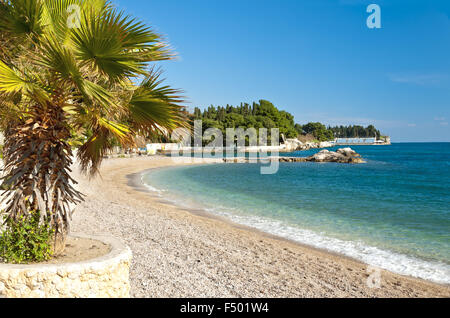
0,103,84,255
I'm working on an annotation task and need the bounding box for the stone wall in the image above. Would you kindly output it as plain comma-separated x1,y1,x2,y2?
0,234,132,298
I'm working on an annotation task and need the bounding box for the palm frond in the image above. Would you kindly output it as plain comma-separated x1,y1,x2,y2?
36,36,82,81
128,69,187,135
0,0,44,38
76,127,113,175
80,80,115,111
0,60,28,94
97,117,132,143
71,7,171,83
0,60,50,104
40,0,109,46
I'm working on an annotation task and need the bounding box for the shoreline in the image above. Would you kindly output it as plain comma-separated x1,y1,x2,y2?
129,167,381,266
71,156,450,297
135,165,449,286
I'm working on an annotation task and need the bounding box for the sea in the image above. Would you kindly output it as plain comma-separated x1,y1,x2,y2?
142,143,450,284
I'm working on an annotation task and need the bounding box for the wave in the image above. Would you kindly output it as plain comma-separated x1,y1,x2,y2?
206,207,450,285
141,174,450,285
141,175,167,195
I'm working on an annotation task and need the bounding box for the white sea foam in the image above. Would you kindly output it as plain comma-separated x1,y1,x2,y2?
141,175,165,195
142,176,450,285
206,207,450,285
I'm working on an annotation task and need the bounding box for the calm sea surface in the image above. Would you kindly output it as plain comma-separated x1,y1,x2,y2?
142,143,450,284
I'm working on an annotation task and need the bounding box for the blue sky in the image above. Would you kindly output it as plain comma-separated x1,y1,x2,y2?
114,0,449,142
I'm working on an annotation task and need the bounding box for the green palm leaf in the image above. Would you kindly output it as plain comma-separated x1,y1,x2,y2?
0,60,28,93
0,0,187,242
129,69,187,135
71,7,170,83
0,0,44,38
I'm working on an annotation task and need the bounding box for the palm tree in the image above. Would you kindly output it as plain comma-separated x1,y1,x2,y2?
0,0,187,253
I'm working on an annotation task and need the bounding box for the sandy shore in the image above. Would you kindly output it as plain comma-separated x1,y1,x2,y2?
71,156,449,298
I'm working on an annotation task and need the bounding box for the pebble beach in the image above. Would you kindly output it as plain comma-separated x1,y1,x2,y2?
70,156,449,298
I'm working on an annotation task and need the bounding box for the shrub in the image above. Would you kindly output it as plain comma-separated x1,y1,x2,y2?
0,211,55,264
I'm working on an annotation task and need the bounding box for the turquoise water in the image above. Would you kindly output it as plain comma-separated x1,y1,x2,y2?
142,143,450,284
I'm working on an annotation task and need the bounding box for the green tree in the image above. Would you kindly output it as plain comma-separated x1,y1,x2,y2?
190,100,302,144
294,124,303,135
302,123,334,141
328,125,381,138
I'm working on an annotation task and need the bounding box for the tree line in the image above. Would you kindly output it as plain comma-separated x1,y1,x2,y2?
295,123,382,141
191,100,298,144
190,100,383,143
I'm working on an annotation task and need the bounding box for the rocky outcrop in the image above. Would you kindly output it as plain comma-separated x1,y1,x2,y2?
282,138,336,151
307,148,365,163
284,139,304,152
303,142,319,150
222,148,365,164
319,141,334,148
295,141,333,151
278,148,365,164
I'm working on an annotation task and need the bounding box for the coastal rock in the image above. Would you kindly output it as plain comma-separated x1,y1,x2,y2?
284,139,304,151
222,148,365,164
319,141,334,148
307,148,365,164
337,147,357,156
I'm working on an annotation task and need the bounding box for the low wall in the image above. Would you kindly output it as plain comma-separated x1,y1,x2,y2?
0,234,132,298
